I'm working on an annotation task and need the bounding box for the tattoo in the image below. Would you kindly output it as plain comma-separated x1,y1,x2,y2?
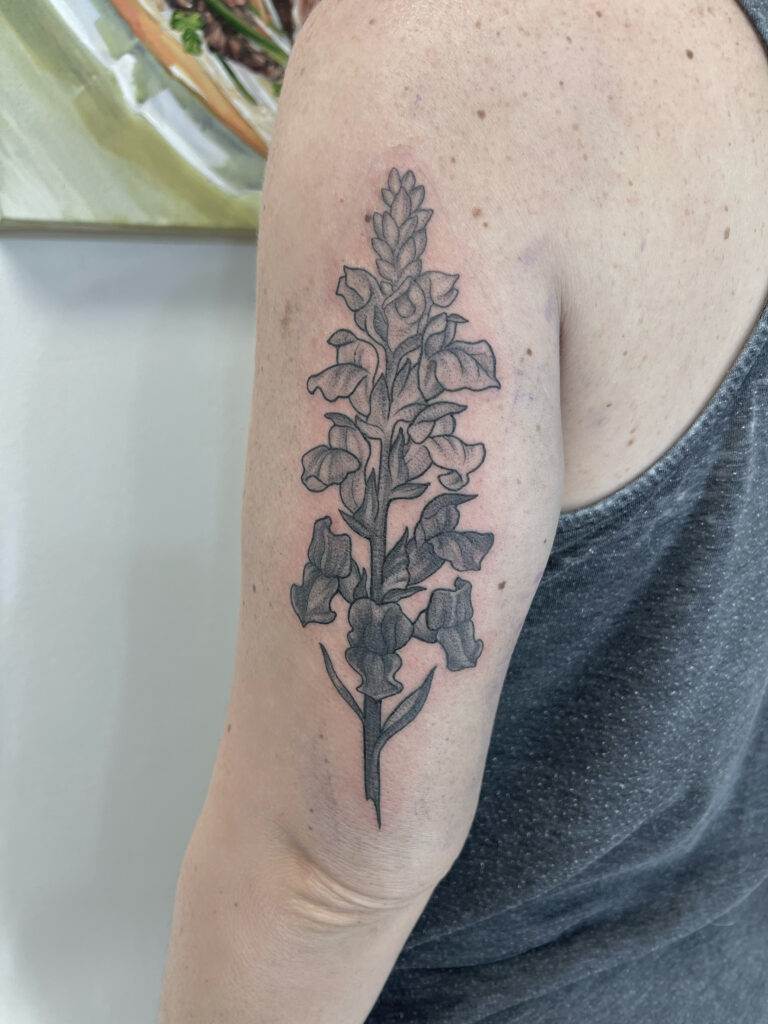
290,168,500,826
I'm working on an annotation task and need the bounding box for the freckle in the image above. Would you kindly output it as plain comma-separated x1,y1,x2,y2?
472,207,482,218
226,723,232,733
475,18,482,28
622,350,628,357
450,156,456,164
477,109,486,120
565,34,572,42
686,48,694,59
526,347,533,356
516,477,522,485
536,423,541,433
482,221,489,228
369,17,375,25
309,807,314,814
559,79,564,88
724,226,730,240
318,732,324,740
572,123,579,132
606,402,613,408
724,204,729,212
252,583,256,592
596,9,603,16
364,213,372,223
630,425,637,434
498,581,506,590
233,901,239,908
627,438,635,446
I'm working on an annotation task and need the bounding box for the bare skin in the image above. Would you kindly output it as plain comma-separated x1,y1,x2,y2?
554,1,768,507
159,2,768,1021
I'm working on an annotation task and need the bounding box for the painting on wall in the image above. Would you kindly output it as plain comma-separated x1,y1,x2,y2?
0,1,318,232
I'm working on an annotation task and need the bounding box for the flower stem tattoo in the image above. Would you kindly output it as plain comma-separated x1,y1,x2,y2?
290,168,500,826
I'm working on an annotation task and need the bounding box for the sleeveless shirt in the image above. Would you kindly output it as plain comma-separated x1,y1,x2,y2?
368,3,768,1021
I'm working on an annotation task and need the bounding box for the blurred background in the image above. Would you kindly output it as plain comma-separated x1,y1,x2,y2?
1,233,256,1022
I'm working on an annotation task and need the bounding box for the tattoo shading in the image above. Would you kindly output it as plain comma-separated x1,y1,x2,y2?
290,168,500,826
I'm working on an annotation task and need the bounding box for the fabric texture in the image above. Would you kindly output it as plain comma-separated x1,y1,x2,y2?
368,4,768,1020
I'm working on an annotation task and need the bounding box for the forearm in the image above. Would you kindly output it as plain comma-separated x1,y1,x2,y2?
158,793,432,1024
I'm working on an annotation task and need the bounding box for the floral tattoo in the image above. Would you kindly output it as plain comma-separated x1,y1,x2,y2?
290,168,500,826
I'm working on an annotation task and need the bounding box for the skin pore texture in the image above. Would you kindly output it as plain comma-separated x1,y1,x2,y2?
159,1,768,1021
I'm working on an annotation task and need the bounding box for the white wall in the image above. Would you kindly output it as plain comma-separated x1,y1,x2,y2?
0,234,257,1024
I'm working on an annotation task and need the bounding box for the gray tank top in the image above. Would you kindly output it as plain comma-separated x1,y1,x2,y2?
368,4,768,1021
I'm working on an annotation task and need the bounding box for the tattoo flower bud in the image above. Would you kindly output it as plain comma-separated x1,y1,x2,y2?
336,266,376,312
345,598,413,700
414,577,483,670
290,517,353,626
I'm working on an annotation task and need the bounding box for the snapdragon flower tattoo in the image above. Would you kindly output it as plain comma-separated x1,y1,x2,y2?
290,168,500,826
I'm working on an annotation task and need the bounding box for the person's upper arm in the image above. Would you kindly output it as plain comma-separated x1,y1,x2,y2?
212,0,564,903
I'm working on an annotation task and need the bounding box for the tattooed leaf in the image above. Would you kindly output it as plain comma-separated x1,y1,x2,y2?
357,418,385,442
390,361,425,423
353,567,368,600
430,530,494,572
374,667,436,756
382,529,410,594
382,585,426,602
407,537,444,585
340,510,370,539
308,364,370,405
408,402,467,444
432,340,500,392
340,473,366,512
390,482,429,501
404,442,432,480
388,433,410,489
373,305,390,344
358,471,379,533
367,377,391,431
319,643,363,720
425,436,485,490
301,445,360,492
